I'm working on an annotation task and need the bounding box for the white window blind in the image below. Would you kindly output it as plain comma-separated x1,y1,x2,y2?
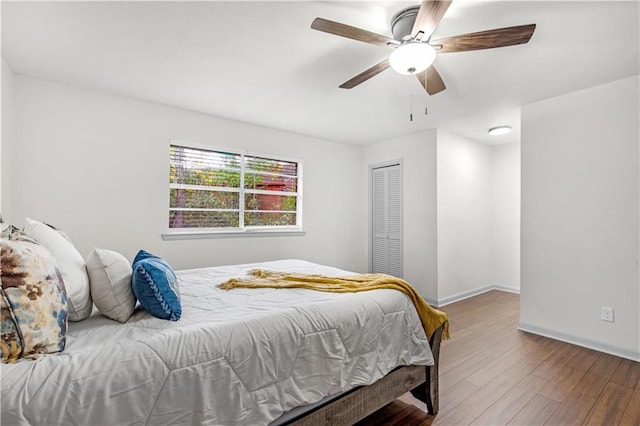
169,144,302,232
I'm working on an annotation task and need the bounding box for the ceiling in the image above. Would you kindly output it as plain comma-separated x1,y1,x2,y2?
2,1,639,146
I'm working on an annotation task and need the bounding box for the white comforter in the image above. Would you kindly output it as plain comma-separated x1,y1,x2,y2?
1,259,433,425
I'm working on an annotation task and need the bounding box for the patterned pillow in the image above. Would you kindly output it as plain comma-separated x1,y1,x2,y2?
1,238,68,363
131,250,181,321
1,225,38,244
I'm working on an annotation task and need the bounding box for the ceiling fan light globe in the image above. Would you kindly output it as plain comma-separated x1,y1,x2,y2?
389,42,436,75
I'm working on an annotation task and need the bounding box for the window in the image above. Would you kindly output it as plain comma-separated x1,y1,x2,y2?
168,143,302,234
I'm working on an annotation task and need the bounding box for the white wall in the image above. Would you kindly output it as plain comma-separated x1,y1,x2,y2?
362,130,438,302
11,75,366,272
362,129,520,304
491,141,521,290
436,130,493,300
520,75,640,360
1,58,13,221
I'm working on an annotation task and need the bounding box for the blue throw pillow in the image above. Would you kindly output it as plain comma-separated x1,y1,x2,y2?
131,250,181,321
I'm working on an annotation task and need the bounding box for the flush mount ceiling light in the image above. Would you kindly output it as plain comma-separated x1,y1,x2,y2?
488,126,512,136
389,42,436,75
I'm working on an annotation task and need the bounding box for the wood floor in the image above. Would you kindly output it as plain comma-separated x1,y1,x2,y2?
357,290,640,426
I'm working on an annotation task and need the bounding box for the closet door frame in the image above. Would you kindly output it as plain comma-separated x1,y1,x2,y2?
368,159,404,276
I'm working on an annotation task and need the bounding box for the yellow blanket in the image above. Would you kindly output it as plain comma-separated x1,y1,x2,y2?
219,269,450,340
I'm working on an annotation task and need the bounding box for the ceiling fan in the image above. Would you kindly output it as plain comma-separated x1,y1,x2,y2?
311,0,536,95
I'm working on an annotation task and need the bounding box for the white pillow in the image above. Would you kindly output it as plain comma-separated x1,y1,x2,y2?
87,248,135,323
23,218,92,321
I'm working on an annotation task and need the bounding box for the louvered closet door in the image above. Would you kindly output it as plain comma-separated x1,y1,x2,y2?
371,164,403,278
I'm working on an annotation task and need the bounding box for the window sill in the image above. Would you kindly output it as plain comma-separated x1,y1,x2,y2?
161,228,306,240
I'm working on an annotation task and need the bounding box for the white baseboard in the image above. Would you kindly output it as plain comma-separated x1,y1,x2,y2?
424,297,439,306
430,286,640,362
492,284,520,295
518,321,640,362
435,284,520,307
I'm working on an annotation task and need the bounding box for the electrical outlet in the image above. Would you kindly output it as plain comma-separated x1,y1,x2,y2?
601,306,614,322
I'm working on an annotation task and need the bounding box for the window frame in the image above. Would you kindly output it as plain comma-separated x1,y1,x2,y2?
163,140,304,240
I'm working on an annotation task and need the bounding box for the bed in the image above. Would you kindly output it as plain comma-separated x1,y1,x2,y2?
1,259,443,425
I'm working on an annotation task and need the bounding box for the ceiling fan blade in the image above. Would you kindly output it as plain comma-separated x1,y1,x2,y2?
411,0,452,40
417,65,446,95
339,59,390,89
311,18,394,48
433,24,536,53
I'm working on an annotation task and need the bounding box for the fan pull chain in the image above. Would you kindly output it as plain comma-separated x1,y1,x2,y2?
409,93,413,122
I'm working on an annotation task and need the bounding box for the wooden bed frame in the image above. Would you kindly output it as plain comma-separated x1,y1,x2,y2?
287,323,444,425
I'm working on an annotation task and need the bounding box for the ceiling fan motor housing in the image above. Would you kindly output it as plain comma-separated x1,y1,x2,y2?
391,6,420,41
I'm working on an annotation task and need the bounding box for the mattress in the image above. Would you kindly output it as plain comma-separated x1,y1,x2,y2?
1,259,433,425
